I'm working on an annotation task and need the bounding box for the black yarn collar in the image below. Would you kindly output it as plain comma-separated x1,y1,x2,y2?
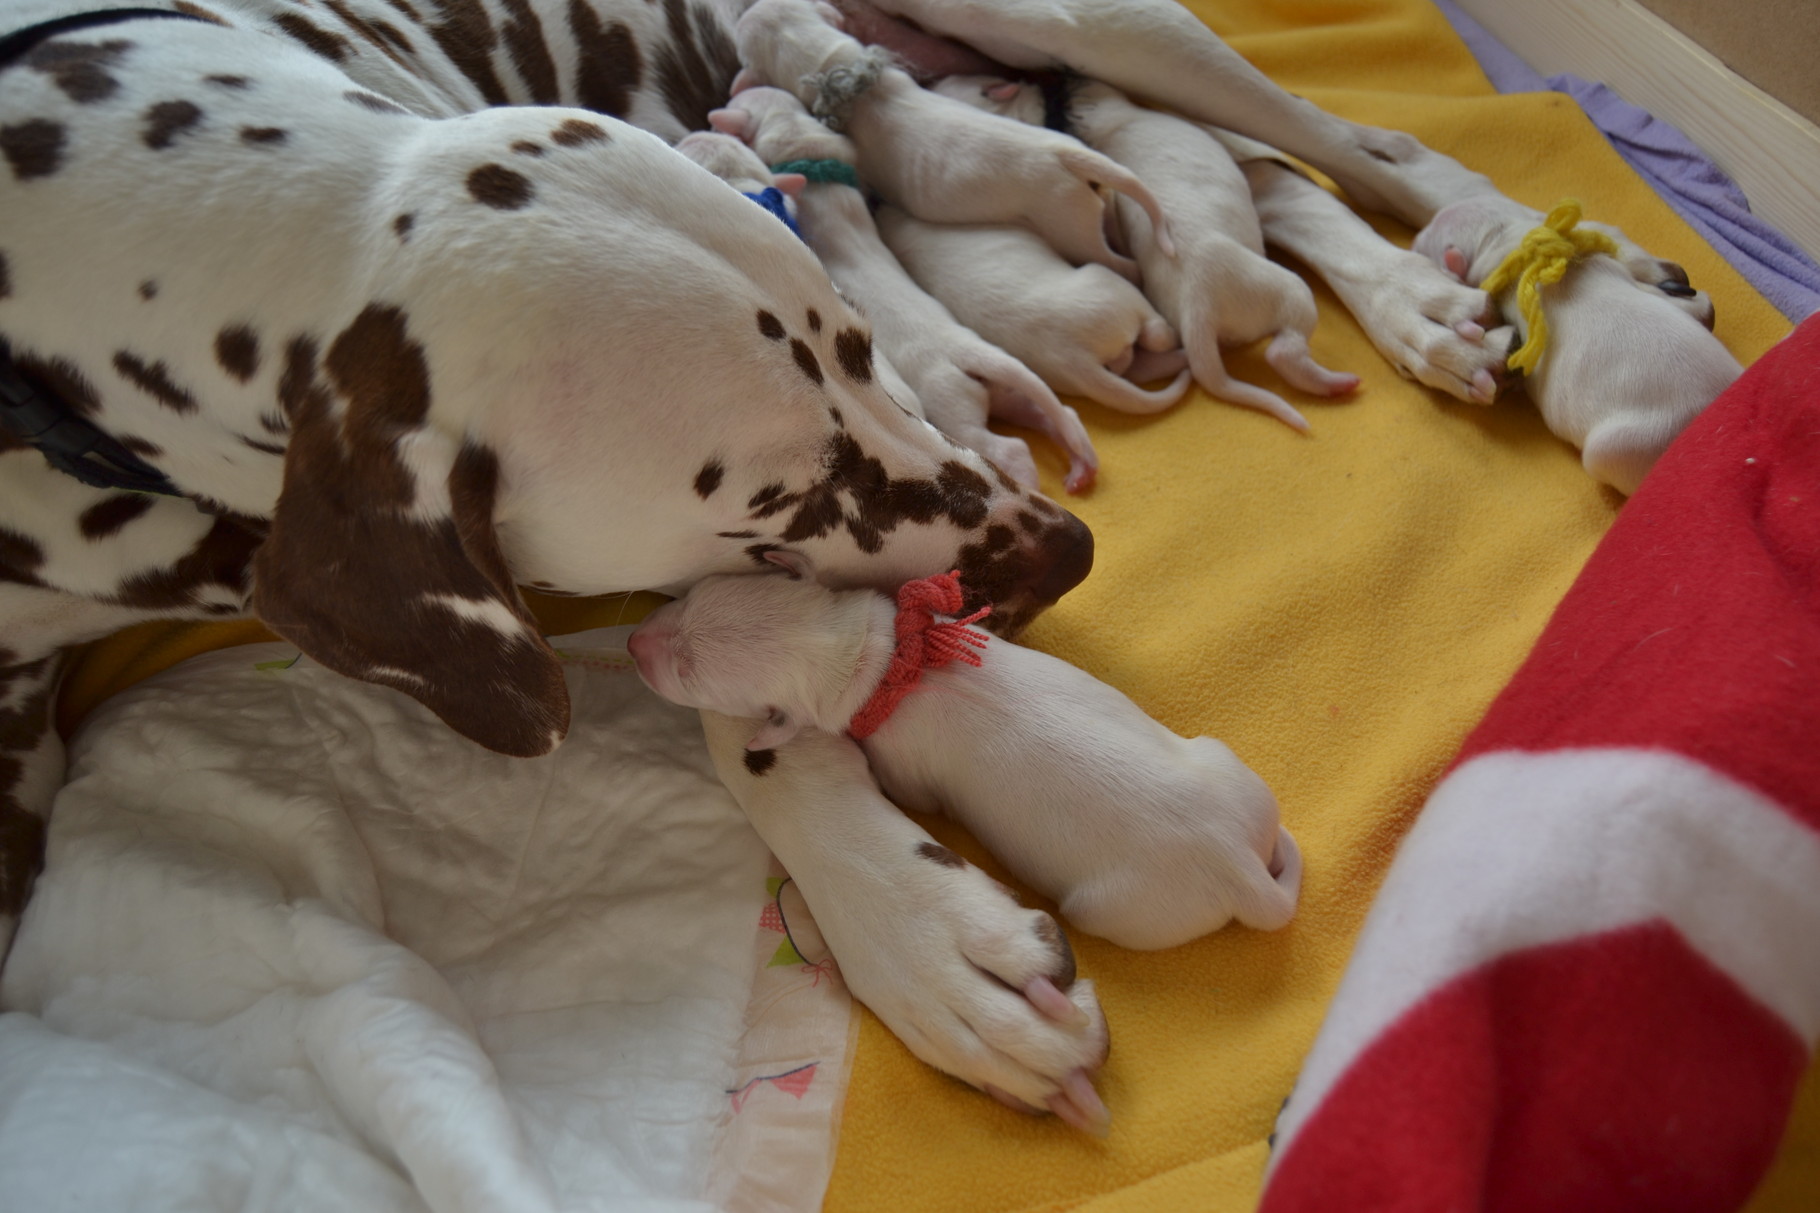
0,9,211,497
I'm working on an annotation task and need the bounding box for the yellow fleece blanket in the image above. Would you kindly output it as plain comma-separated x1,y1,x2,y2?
55,1,1812,1210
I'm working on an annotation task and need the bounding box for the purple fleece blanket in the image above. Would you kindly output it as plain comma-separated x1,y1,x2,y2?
1433,0,1820,321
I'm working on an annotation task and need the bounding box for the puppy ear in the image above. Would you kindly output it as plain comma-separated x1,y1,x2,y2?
773,172,808,197
764,548,813,580
707,108,750,137
252,308,569,757
747,708,803,751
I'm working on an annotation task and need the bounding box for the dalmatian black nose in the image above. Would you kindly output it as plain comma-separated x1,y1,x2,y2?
1031,511,1095,605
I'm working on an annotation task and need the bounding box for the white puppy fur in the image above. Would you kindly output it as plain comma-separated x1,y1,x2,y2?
1414,196,1743,494
939,75,1360,432
673,130,807,202
875,207,1195,414
712,86,1099,492
630,573,1302,951
733,0,1174,282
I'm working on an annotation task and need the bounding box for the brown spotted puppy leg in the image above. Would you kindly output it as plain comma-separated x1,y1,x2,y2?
0,449,264,952
701,710,1112,1133
0,648,65,954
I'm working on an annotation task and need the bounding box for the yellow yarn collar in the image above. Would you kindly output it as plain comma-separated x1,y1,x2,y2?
1481,200,1618,376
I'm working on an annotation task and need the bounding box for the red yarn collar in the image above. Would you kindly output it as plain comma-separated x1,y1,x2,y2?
847,572,991,739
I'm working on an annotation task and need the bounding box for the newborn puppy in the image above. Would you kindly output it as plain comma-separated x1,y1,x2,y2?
674,131,808,234
629,570,1302,951
876,207,1194,414
1414,196,1743,494
940,75,1358,432
712,87,1098,492
733,0,1173,280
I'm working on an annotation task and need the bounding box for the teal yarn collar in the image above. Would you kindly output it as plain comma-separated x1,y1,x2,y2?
770,158,860,189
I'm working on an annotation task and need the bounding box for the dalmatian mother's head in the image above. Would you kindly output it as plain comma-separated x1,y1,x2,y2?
249,114,1091,759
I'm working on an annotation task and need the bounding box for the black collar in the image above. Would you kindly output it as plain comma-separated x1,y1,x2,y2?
0,9,209,498
0,7,203,62
1030,70,1080,137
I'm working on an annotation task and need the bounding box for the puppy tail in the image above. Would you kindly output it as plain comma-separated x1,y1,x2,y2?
1061,147,1175,257
968,349,1101,493
1233,827,1301,932
1076,361,1193,415
1186,333,1310,432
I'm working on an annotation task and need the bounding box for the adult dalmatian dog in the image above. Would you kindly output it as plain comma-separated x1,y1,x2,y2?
0,0,1711,1127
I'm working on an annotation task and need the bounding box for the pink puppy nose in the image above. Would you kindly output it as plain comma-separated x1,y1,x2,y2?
625,625,668,688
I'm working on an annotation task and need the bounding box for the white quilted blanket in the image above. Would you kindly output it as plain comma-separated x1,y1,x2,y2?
0,629,851,1213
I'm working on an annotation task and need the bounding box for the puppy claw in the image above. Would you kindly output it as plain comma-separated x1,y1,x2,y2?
1471,367,1498,404
1454,320,1485,342
1046,1070,1111,1137
1025,975,1090,1027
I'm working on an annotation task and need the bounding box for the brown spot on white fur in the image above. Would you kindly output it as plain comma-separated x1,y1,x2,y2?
24,38,133,104
550,118,609,147
273,12,351,62
78,495,155,541
142,100,203,150
788,338,823,387
918,841,965,868
1,119,66,180
569,0,642,118
653,0,740,133
467,163,534,209
113,350,197,412
743,748,777,775
215,325,260,382
833,328,872,383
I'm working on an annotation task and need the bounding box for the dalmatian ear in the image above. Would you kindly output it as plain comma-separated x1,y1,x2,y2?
708,107,752,137
251,308,569,757
763,548,813,580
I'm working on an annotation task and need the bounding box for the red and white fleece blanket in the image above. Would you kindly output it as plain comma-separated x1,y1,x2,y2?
1263,313,1820,1211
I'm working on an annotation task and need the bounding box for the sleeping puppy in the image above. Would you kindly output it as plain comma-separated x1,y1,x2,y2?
628,570,1302,952
875,207,1194,415
674,130,808,199
938,75,1359,432
733,0,1174,281
1414,196,1743,494
711,86,1099,492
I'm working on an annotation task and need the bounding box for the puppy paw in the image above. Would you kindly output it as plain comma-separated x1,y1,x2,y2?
1349,249,1510,403
823,842,1112,1133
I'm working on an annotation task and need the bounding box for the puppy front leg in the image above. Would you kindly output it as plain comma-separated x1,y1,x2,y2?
700,711,1113,1132
1238,157,1516,404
